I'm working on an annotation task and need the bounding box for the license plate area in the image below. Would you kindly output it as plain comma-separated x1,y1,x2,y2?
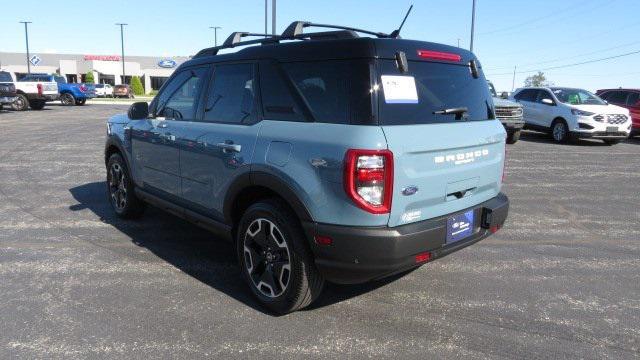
606,126,618,133
446,210,475,244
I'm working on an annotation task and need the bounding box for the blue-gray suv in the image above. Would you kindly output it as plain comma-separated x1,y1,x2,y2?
105,21,509,313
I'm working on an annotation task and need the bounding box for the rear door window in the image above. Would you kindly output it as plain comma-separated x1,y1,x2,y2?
377,60,493,125
515,89,538,102
626,92,639,106
604,90,627,105
203,63,256,124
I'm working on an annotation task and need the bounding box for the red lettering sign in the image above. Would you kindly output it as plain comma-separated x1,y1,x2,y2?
83,55,122,61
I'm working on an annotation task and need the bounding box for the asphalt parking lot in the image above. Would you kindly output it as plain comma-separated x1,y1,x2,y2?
0,105,638,359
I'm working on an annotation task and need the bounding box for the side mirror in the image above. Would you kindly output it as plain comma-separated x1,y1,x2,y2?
128,102,149,120
541,98,554,106
500,92,509,99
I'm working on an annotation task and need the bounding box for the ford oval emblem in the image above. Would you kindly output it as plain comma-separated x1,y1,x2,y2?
402,186,418,196
158,59,177,68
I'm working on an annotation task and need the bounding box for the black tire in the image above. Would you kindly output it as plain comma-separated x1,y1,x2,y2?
551,119,570,143
506,129,521,144
60,93,76,106
11,94,29,111
75,98,86,106
106,153,145,219
603,139,621,146
29,99,46,110
237,199,324,314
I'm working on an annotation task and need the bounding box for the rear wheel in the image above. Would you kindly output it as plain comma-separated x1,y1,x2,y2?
603,139,621,146
29,99,45,110
60,93,75,106
12,94,29,111
551,120,569,143
506,129,521,144
75,98,86,106
106,153,145,219
237,199,324,314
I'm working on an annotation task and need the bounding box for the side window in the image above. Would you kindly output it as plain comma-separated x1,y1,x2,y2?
259,61,305,122
203,63,256,124
626,92,639,106
156,68,206,120
515,89,537,102
606,91,627,104
536,90,553,103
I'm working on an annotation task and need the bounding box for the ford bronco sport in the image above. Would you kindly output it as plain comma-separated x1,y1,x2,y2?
105,21,509,314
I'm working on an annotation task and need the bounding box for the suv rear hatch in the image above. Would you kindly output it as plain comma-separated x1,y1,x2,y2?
374,44,505,227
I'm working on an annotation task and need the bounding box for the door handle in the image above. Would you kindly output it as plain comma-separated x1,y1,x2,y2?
215,142,241,153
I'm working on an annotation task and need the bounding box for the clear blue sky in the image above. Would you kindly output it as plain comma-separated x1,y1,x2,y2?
2,0,639,92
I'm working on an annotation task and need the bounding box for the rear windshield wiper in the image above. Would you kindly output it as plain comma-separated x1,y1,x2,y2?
433,107,469,120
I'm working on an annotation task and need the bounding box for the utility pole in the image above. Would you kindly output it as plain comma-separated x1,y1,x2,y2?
457,38,461,48
512,65,517,91
470,0,476,52
265,0,268,37
209,26,221,46
116,23,127,84
19,21,32,74
272,0,276,35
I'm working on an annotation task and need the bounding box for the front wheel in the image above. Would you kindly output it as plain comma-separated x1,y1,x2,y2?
237,199,324,314
106,153,145,218
603,139,621,146
12,94,29,111
29,99,46,110
551,120,569,143
506,129,521,144
75,98,86,106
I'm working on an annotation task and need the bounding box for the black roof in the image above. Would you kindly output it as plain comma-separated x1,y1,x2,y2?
180,21,477,69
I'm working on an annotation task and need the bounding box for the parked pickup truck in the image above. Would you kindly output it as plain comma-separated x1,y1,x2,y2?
20,73,96,106
488,81,524,144
5,71,58,111
0,71,17,111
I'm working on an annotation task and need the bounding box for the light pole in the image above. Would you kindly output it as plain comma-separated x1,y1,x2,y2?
264,0,268,37
116,23,127,84
19,21,32,74
209,26,221,46
470,0,476,52
272,0,276,35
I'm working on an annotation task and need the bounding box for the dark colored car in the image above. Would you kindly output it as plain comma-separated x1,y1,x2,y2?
596,88,640,137
113,85,134,98
0,71,17,110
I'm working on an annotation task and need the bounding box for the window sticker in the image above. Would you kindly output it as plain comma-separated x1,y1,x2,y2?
381,75,419,104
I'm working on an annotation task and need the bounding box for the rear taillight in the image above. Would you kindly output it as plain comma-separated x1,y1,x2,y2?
344,149,393,214
417,50,461,62
37,83,43,96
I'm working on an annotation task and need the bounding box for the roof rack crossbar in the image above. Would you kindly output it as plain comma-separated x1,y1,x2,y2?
194,32,281,58
282,21,389,38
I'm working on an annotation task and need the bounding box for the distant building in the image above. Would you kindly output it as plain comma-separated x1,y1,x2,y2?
0,52,190,94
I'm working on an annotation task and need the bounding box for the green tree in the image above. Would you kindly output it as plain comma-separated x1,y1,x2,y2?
130,76,144,95
524,71,553,87
84,71,95,84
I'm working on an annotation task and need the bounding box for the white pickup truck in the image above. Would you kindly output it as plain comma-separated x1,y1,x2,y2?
5,71,59,111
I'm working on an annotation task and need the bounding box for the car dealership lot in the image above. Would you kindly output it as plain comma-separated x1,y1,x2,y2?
0,106,638,359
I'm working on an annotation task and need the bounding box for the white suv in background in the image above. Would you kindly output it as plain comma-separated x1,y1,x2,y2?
511,87,631,145
94,83,113,97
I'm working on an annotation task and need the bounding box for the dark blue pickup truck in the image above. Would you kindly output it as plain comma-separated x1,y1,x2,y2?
19,73,96,106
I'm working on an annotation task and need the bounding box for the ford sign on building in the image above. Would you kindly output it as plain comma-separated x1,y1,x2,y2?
158,59,177,68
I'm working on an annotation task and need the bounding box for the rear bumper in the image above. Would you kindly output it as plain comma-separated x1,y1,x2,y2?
28,93,59,101
303,193,509,284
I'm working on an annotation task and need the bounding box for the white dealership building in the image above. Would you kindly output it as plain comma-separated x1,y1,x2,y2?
0,52,190,94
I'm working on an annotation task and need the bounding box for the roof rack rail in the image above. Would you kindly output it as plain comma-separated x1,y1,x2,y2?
282,21,390,39
194,32,280,58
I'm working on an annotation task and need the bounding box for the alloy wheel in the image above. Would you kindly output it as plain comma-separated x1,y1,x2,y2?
108,163,127,211
553,122,566,142
61,94,74,106
243,218,291,298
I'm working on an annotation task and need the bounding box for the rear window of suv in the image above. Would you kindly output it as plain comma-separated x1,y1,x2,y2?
0,72,12,82
377,60,494,125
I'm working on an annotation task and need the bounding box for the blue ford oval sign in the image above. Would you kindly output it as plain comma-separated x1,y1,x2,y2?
158,59,177,68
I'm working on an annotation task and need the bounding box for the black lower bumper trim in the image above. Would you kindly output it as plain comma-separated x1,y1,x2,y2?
576,131,629,139
303,193,509,284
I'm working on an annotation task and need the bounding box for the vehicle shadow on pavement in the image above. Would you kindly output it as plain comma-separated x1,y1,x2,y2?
69,181,398,315
519,130,611,146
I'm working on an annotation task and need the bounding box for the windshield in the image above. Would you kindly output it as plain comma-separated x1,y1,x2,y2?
551,87,605,105
378,60,494,125
0,72,12,82
487,81,497,97
54,76,66,84
95,84,104,88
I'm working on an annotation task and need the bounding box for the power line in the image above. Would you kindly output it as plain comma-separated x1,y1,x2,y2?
478,2,583,36
486,49,640,76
